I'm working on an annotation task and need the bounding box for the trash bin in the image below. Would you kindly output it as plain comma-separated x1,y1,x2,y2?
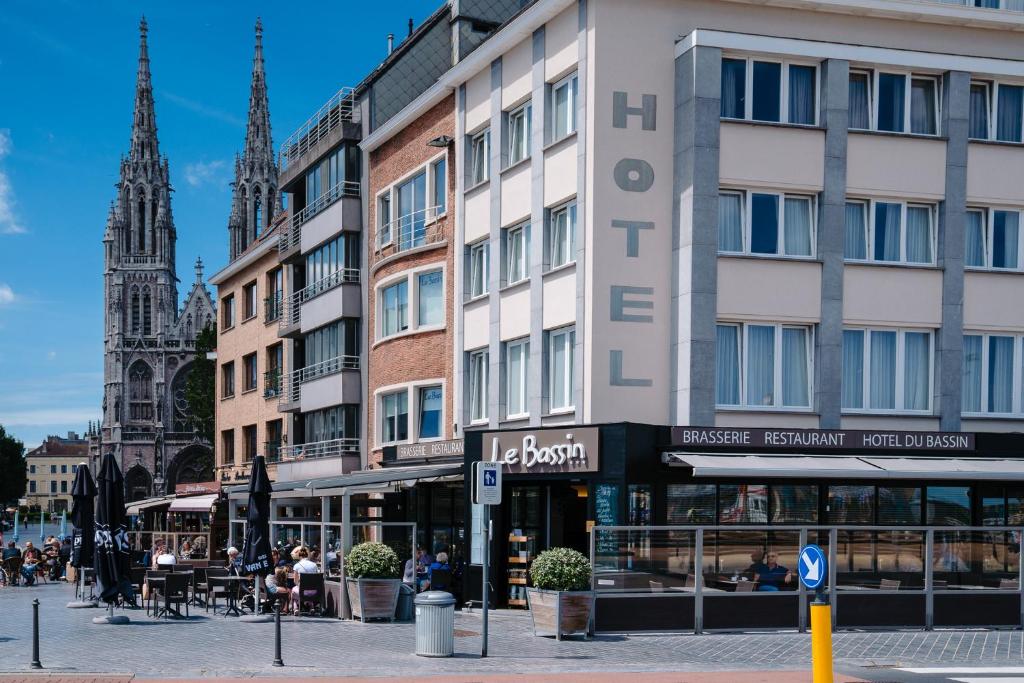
414,590,455,657
396,583,415,621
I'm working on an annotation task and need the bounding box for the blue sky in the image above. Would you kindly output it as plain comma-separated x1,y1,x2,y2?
0,0,434,449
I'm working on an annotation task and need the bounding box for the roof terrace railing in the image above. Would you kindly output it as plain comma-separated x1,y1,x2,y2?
279,88,358,172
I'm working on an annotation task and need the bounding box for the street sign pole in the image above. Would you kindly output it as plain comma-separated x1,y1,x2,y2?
798,544,832,683
481,504,489,658
473,461,501,659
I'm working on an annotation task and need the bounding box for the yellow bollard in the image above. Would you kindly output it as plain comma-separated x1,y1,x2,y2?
810,601,834,683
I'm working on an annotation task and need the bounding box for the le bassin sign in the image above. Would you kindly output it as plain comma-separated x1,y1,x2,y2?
483,427,601,474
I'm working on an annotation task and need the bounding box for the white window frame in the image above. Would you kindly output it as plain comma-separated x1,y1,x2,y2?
841,327,935,415
715,322,814,411
969,80,993,141
507,102,532,166
504,338,530,420
965,207,1024,272
379,389,409,447
468,240,490,299
375,379,446,448
971,80,1024,143
430,154,447,217
721,56,820,126
848,69,873,131
550,72,578,142
962,332,1024,418
417,384,444,441
843,198,937,266
375,264,447,342
377,192,392,247
547,201,576,269
468,349,489,424
718,189,816,258
470,129,490,186
866,70,941,136
547,327,575,413
378,279,409,339
504,222,530,286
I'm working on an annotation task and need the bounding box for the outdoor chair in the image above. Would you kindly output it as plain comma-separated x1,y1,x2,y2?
162,573,191,619
1000,578,1019,589
735,579,756,592
880,579,901,590
156,562,175,572
176,563,194,573
2,557,21,586
129,566,147,596
192,567,209,606
429,568,452,592
205,567,230,613
296,572,325,617
144,570,169,616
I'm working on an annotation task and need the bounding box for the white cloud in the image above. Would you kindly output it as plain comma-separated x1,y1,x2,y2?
0,129,25,235
183,159,228,188
0,283,14,305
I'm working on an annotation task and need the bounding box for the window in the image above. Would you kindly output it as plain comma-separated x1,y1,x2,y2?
418,385,443,439
306,234,359,290
470,129,490,185
505,338,530,418
221,429,235,464
928,486,971,526
222,294,235,329
970,82,991,140
997,84,1024,142
381,280,409,337
718,190,813,257
508,102,532,165
303,319,359,367
61,464,67,474
468,349,488,423
720,57,817,125
265,343,283,398
381,390,409,445
266,268,283,321
965,208,1021,270
504,223,529,284
850,71,939,135
970,81,1024,143
243,425,257,462
552,72,578,141
221,362,235,398
548,327,575,411
30,464,35,474
963,333,1024,415
418,271,443,327
51,481,57,494
842,328,933,412
378,194,392,246
431,157,447,215
715,323,812,409
395,171,428,250
843,199,935,265
243,281,257,320
29,481,36,493
548,202,576,269
51,465,57,474
304,405,358,443
243,353,257,392
468,241,490,298
265,419,283,460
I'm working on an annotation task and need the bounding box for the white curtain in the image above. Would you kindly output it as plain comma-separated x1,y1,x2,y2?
869,331,897,410
845,202,867,260
746,326,775,406
721,59,746,119
906,206,932,263
969,84,990,139
997,85,1023,143
842,330,865,409
903,332,930,411
716,325,740,405
788,65,815,125
781,328,809,407
874,202,902,262
848,73,870,130
718,193,743,252
993,211,1019,269
784,197,812,256
965,211,986,267
1007,0,1024,11
988,336,1014,413
910,79,936,135
962,335,982,413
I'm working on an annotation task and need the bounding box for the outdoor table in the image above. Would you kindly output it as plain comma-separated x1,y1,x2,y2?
212,575,253,617
146,571,193,618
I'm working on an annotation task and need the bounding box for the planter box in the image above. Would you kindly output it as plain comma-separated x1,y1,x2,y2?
346,578,401,622
526,587,595,640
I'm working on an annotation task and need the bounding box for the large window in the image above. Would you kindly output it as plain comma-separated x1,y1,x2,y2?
963,333,1024,415
842,328,933,412
381,280,409,338
304,144,359,207
719,191,813,257
243,425,257,462
507,102,532,165
715,323,812,409
844,199,935,264
396,171,427,250
303,319,359,367
969,81,1024,143
505,338,530,419
720,57,817,125
379,269,445,339
306,234,359,289
418,271,443,327
848,70,939,135
548,202,576,269
965,208,1021,270
243,281,257,321
551,72,578,141
547,327,575,411
504,223,529,285
418,385,443,439
468,241,489,299
470,129,490,185
380,390,409,445
468,349,488,423
304,405,358,444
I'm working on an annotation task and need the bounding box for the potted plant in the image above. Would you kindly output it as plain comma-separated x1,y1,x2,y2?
345,542,402,622
526,547,595,640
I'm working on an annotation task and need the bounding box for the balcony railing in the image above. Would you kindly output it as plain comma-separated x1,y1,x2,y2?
122,255,160,265
279,437,360,461
264,294,283,323
278,180,360,256
279,88,357,172
373,206,446,265
278,268,359,332
278,355,359,407
263,370,282,399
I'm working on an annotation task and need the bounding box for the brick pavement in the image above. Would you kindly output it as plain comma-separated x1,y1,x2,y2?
0,582,1019,679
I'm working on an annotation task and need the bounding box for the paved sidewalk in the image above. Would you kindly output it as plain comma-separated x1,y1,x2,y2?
0,675,869,683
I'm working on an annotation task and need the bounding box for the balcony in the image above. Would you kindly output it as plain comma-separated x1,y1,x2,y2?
278,180,360,262
279,437,359,461
278,88,360,187
276,437,360,480
264,294,282,323
263,370,282,400
278,355,359,412
372,206,446,270
279,269,360,337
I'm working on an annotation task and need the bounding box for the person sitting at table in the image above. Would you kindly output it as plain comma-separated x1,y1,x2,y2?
2,540,20,561
179,540,193,560
403,556,416,586
155,542,177,569
754,552,793,592
744,549,767,580
289,547,319,615
20,542,40,586
265,566,292,614
44,540,61,580
226,547,242,575
424,552,450,591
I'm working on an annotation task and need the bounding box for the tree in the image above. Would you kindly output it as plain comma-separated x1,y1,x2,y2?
184,324,216,445
0,425,26,505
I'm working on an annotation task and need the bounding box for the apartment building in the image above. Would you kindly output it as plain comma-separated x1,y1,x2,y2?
24,433,89,513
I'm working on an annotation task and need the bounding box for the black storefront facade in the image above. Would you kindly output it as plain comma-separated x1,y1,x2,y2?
463,423,1024,632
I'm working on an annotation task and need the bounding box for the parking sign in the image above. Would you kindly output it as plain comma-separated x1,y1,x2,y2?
473,461,502,505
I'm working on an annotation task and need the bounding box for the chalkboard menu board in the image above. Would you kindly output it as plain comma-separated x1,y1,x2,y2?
594,483,619,556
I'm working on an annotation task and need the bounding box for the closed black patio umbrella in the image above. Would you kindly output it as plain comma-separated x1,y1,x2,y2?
92,453,133,620
67,462,97,608
241,455,273,620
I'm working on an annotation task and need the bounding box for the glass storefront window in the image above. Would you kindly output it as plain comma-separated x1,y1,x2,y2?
770,485,817,523
1009,488,1024,525
666,484,715,524
719,484,768,523
827,485,875,524
928,486,971,526
628,485,652,526
878,487,922,525
983,486,1006,526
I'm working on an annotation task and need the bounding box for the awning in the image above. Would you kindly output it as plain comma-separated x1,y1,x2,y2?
228,462,464,500
663,452,1024,480
126,495,174,516
167,493,218,512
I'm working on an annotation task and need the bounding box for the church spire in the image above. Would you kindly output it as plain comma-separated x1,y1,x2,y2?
130,17,160,163
244,17,272,163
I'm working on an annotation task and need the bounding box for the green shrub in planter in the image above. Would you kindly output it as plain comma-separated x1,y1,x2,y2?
346,542,401,579
529,547,592,592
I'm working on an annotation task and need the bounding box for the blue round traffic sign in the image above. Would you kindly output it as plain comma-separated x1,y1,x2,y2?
798,544,827,590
